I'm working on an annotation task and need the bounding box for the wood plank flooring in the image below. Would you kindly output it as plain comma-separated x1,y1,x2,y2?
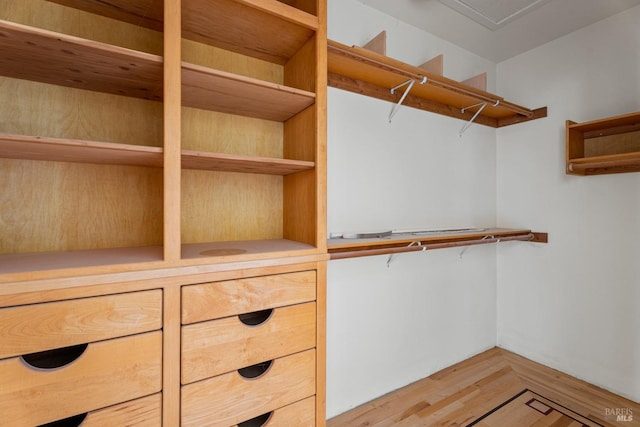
327,347,640,427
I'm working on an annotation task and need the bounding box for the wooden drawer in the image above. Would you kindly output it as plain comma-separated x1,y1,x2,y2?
43,393,162,427
0,331,162,426
0,290,162,359
181,349,316,427
234,396,315,427
182,302,316,384
182,271,316,324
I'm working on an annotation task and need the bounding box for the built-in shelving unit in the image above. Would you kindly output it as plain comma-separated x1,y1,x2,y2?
327,39,547,128
0,0,326,276
566,112,640,175
328,228,548,260
1,2,326,426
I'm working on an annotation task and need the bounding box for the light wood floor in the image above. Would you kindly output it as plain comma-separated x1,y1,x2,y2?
327,347,640,427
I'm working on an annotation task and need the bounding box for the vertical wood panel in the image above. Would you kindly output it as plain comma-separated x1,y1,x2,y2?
0,160,162,254
181,107,282,156
163,284,181,426
164,0,182,261
181,170,283,243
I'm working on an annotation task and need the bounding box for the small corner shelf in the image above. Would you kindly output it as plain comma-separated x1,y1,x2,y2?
327,39,547,128
327,228,548,260
566,112,640,175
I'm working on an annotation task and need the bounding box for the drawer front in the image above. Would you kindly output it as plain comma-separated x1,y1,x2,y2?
0,290,162,359
181,349,316,427
0,331,162,426
46,393,162,427
182,302,316,384
182,271,316,324
235,396,315,427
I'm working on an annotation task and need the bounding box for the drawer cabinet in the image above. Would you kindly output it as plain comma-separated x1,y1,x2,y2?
237,396,316,427
181,349,316,427
0,331,162,426
0,290,163,358
182,270,316,324
182,301,316,383
0,290,163,426
51,393,162,427
181,270,319,426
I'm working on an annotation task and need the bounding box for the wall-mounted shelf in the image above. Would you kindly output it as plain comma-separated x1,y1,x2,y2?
328,228,548,260
566,112,640,175
327,39,547,128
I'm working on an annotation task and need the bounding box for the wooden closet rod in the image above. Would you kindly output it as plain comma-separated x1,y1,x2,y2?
328,44,534,118
330,233,535,260
568,155,640,173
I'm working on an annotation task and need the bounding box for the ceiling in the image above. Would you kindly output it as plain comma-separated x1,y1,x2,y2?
356,0,640,62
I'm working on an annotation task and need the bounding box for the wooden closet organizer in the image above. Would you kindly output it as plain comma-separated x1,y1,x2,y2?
328,228,548,260
327,39,547,128
0,0,327,425
566,111,640,175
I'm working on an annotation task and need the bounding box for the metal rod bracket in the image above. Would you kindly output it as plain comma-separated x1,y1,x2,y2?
388,76,427,123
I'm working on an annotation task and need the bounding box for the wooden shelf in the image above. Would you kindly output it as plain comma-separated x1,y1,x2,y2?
566,112,640,175
0,239,319,276
0,19,164,101
48,0,319,64
327,39,547,128
182,62,316,121
0,133,164,167
182,150,314,175
182,239,316,260
0,133,313,175
0,246,164,275
0,21,315,121
328,228,548,260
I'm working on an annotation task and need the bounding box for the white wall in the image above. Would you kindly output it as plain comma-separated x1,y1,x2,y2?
326,0,503,418
496,6,640,402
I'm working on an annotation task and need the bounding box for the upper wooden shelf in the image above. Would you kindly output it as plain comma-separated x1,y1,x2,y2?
0,19,164,101
566,112,640,175
0,133,314,175
0,20,315,121
182,62,315,121
48,0,319,64
327,39,547,128
328,228,548,260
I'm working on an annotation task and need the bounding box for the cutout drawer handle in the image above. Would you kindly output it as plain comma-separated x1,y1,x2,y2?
238,309,274,326
38,413,87,427
238,411,273,427
238,360,273,379
21,343,88,370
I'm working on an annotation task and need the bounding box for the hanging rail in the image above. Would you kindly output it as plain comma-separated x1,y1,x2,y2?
329,230,547,260
328,42,535,119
